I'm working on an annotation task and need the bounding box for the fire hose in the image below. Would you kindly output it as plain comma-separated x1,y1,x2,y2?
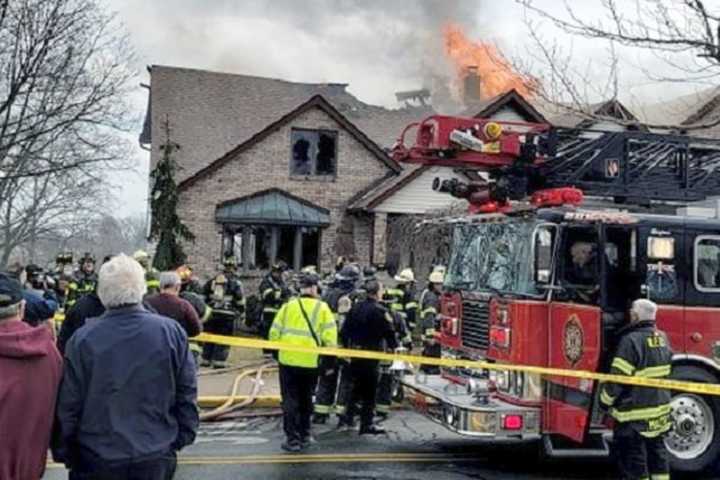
199,363,278,421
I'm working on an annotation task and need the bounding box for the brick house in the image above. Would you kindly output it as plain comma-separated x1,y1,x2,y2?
140,66,433,278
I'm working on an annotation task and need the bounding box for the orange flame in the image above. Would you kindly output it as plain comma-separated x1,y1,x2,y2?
443,23,535,101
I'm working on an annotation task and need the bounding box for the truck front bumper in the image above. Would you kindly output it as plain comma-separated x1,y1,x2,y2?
402,374,542,441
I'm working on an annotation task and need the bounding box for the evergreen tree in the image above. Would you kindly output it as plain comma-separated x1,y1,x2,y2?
149,117,194,270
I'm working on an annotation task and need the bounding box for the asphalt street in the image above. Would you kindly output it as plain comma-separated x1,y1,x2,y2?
43,409,626,480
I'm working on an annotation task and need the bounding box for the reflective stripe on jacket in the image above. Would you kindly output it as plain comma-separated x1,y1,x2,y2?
599,320,673,437
269,296,337,368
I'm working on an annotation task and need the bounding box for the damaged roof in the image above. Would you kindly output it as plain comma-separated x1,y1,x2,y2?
460,89,548,123
141,65,433,182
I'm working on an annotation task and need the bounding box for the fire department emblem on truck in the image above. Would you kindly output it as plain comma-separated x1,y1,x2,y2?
563,315,584,367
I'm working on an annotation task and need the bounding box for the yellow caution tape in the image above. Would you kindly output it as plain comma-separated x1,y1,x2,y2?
195,333,720,397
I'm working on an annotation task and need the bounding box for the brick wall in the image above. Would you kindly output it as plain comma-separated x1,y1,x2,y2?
177,106,391,279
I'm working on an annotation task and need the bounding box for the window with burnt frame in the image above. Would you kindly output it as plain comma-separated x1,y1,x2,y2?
290,128,337,177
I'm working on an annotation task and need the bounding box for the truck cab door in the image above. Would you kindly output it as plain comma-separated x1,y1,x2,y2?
543,225,603,443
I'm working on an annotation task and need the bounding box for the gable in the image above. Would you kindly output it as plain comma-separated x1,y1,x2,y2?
372,166,470,214
178,95,399,191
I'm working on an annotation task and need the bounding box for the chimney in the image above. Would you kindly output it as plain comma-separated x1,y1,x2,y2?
463,66,481,105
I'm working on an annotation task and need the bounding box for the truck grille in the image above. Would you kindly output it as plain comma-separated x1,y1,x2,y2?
461,298,490,351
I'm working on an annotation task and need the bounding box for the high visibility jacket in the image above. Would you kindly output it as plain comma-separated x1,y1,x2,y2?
260,274,288,316
66,272,97,308
269,296,337,369
145,268,161,295
600,320,673,438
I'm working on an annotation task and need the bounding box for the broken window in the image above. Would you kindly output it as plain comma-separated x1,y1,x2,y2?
290,128,337,176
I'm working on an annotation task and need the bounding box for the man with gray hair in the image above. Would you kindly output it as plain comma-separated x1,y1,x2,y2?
54,255,198,480
145,271,202,338
600,298,673,480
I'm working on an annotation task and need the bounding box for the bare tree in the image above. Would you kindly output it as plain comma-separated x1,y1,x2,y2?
517,0,720,129
0,0,135,266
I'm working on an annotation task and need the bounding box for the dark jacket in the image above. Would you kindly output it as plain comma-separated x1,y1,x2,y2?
22,289,57,327
341,298,398,353
53,305,198,469
0,320,62,480
145,293,203,337
600,320,673,437
57,292,105,354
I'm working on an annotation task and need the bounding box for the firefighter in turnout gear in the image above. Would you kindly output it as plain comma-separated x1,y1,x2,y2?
201,257,245,368
269,273,337,452
419,268,444,374
600,299,673,480
133,249,160,295
376,280,412,419
177,265,212,363
391,268,418,335
259,262,290,339
66,253,98,308
313,265,360,425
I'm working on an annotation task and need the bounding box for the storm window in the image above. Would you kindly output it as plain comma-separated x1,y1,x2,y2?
290,128,337,176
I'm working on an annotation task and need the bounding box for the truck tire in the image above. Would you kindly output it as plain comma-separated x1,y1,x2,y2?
666,365,720,473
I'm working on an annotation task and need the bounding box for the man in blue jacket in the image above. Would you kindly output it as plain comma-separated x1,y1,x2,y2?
54,254,198,480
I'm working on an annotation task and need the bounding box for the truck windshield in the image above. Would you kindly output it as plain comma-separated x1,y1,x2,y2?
445,220,544,296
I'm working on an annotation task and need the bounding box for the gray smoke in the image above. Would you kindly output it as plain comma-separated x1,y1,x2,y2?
118,0,487,107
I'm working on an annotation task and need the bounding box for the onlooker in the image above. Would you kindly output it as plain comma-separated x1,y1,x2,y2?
145,271,202,337
7,262,58,327
0,273,62,480
54,254,198,480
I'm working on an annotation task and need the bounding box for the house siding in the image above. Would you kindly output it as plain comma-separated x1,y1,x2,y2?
373,167,469,214
178,106,390,278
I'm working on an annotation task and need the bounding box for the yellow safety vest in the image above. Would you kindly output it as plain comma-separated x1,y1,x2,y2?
269,297,337,368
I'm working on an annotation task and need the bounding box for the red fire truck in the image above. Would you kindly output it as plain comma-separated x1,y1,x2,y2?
394,115,720,473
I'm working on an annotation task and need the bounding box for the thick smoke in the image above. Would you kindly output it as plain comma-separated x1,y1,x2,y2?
117,0,487,108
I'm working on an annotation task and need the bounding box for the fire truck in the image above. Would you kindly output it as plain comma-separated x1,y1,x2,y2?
393,115,720,473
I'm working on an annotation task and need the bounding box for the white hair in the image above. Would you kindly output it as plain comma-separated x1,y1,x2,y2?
631,298,658,322
159,271,181,290
97,254,147,308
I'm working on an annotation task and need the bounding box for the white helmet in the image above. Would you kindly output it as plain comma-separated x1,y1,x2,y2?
428,270,444,284
394,268,415,283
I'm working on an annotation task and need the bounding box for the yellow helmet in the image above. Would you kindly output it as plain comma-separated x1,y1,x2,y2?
133,250,149,261
429,270,445,284
394,268,415,283
301,265,317,274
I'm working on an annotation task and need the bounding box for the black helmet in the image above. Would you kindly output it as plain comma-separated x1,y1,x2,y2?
79,252,95,264
223,256,237,268
336,265,360,282
363,266,377,279
299,272,320,288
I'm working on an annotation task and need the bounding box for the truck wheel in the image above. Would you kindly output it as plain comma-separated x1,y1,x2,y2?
666,365,720,473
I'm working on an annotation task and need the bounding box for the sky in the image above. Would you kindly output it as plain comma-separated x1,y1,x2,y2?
108,0,716,217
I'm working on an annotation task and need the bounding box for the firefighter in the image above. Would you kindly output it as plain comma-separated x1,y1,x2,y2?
269,272,337,452
392,268,418,335
177,265,212,364
201,257,245,368
419,268,444,374
133,250,160,295
341,280,397,435
66,253,97,308
375,282,412,419
259,262,290,340
600,299,673,480
313,265,360,425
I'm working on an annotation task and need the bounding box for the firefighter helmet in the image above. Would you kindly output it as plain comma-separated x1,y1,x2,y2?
176,265,193,283
301,265,317,274
299,272,320,288
336,264,360,282
79,252,95,264
271,261,287,273
428,270,445,284
432,265,446,276
223,256,237,268
394,268,415,283
133,250,149,262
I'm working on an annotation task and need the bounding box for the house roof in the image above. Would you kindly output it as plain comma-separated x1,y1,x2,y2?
549,99,640,128
142,65,432,183
178,95,401,191
460,89,549,123
216,188,330,227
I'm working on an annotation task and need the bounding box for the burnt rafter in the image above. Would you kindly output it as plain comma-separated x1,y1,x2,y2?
539,129,720,203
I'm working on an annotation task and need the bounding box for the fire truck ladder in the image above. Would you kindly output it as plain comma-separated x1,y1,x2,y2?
540,129,720,205
392,116,720,210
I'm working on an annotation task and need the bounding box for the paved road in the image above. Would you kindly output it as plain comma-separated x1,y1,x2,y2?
43,409,627,480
